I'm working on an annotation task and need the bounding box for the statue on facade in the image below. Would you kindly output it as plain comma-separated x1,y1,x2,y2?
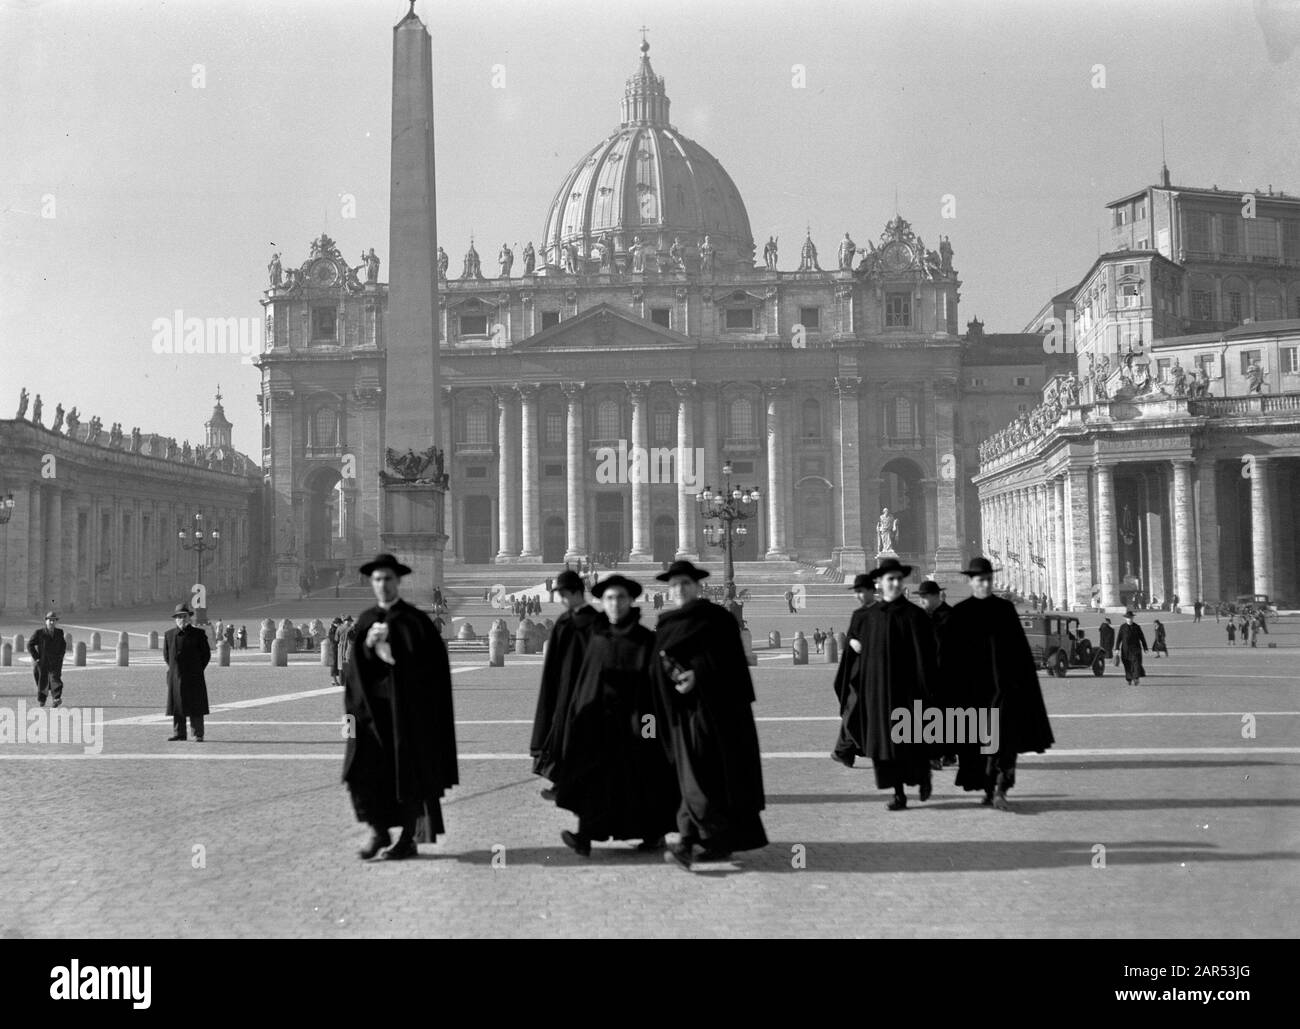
268,251,282,287
461,241,482,279
51,403,64,433
1064,372,1080,406
166,438,178,460
498,243,514,278
669,236,685,270
182,440,192,461
195,443,207,464
1246,360,1265,394
629,236,645,273
65,407,79,436
437,246,449,281
279,516,295,556
939,235,953,274
31,394,42,425
108,422,122,448
837,232,857,270
698,235,715,274
876,507,899,555
130,426,142,452
362,247,380,284
1169,358,1188,397
596,232,614,270
87,417,103,445
763,235,778,270
798,229,821,272
924,248,943,279
522,241,536,276
16,388,29,419
1194,365,1211,398
562,242,579,274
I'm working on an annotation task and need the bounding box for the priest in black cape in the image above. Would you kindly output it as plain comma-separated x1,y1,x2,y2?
939,557,1054,811
842,557,936,810
530,569,600,798
1114,610,1149,685
830,574,877,768
553,575,679,855
651,560,767,869
917,580,956,768
343,554,458,860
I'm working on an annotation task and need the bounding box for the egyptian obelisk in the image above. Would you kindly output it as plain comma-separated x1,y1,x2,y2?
381,0,445,598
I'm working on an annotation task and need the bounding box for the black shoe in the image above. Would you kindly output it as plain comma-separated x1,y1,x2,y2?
540,787,557,801
359,830,391,860
695,847,733,862
52,698,62,708
992,790,1013,811
37,695,47,708
919,780,932,802
167,734,186,742
830,751,855,768
664,842,693,870
980,793,994,806
382,836,418,860
194,736,204,743
886,795,907,811
561,830,591,857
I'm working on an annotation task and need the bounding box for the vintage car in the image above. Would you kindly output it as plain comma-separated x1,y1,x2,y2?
1019,612,1107,677
1234,594,1278,614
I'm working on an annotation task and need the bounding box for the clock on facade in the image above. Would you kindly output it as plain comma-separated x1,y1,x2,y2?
310,260,339,287
882,241,911,271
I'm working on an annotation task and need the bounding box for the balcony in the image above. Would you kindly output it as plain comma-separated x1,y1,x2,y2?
455,440,496,457
306,443,347,459
881,435,925,450
1189,393,1300,417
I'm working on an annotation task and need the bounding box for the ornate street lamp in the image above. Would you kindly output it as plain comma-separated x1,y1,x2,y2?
178,513,220,622
695,457,760,624
0,493,14,526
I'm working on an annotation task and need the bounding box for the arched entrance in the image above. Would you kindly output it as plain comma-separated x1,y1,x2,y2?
794,476,833,558
653,515,676,562
594,493,624,559
304,466,342,564
462,496,493,564
543,516,566,564
879,458,926,555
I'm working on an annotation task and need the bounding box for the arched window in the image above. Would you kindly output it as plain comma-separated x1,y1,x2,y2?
465,403,489,443
801,399,821,439
597,399,620,439
653,404,674,442
729,397,754,438
312,407,339,448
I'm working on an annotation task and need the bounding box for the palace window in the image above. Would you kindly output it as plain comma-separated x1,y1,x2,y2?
544,411,564,446
1284,220,1300,260
799,306,821,330
1136,200,1147,220
464,403,489,443
541,310,560,330
1157,358,1171,380
311,408,339,448
1221,216,1241,255
1113,208,1128,227
724,307,755,330
465,466,488,479
1283,347,1299,374
801,399,821,439
311,307,337,341
1246,217,1279,258
886,396,916,440
1195,353,1217,377
543,463,564,478
1191,290,1213,321
1137,238,1149,250
459,313,488,336
1227,291,1243,324
650,307,671,327
653,405,674,442
968,376,986,387
1014,376,1030,387
596,399,621,439
1240,349,1261,374
729,397,754,437
885,292,911,327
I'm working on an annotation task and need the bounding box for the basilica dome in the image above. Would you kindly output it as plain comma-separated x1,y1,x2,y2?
540,40,755,271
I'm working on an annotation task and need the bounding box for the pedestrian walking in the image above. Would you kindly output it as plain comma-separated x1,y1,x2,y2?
553,574,679,856
652,560,767,869
1098,617,1115,659
343,554,458,861
1193,599,1203,623
830,573,876,768
940,557,1054,811
164,604,210,741
337,616,356,675
917,580,955,768
1226,620,1236,645
27,610,67,708
1249,617,1259,648
531,570,600,801
1114,610,1148,685
1152,619,1168,657
328,616,343,686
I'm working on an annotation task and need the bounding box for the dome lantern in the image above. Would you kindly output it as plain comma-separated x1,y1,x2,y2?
621,37,670,128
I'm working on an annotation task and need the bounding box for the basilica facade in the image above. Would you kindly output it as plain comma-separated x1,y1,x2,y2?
256,41,1051,587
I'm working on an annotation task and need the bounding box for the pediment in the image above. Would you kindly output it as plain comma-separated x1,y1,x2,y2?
516,303,695,351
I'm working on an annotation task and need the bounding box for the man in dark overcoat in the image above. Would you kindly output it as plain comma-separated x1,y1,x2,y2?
28,610,68,708
1115,610,1149,685
165,603,211,741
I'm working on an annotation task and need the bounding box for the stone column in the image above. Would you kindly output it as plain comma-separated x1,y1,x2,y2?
673,381,699,559
1249,455,1273,598
563,382,587,561
627,381,652,561
764,382,790,559
27,486,43,613
1053,477,1068,609
1095,463,1119,608
441,389,456,564
494,388,519,562
1172,458,1196,607
517,383,541,562
1065,466,1093,608
701,385,720,502
831,376,866,573
932,379,962,576
45,488,63,611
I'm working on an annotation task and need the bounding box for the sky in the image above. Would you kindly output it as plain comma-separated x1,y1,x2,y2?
2,0,1298,457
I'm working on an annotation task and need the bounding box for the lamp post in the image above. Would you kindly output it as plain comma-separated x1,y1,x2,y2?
178,513,220,623
695,457,760,624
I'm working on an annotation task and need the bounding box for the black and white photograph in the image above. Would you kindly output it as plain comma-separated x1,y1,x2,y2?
0,0,1295,967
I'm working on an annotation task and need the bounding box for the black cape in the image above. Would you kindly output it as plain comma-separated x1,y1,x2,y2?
650,598,767,853
342,599,459,841
530,604,600,780
27,627,67,693
1098,622,1116,654
843,597,937,788
940,594,1055,791
1115,622,1148,678
831,604,873,710
553,609,680,841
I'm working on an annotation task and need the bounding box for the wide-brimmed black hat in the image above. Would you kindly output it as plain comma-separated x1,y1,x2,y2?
1123,609,1135,618
868,557,913,581
331,616,342,625
554,570,585,593
848,573,875,591
172,603,194,617
592,574,643,599
1103,617,1112,624
960,556,998,577
656,559,710,583
43,610,60,621
917,580,943,597
360,553,412,577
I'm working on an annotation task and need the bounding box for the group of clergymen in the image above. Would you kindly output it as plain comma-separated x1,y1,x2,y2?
336,550,1055,865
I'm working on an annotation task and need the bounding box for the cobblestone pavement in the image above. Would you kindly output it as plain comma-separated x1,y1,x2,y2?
0,600,1296,937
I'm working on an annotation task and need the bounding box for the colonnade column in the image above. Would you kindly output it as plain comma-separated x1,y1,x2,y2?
627,381,652,561
1095,463,1119,608
563,382,587,561
493,388,518,563
517,383,541,562
764,382,790,560
1172,459,1196,607
1249,456,1273,598
673,381,698,559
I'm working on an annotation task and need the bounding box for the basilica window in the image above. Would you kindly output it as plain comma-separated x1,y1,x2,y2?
464,404,489,444
1283,220,1300,261
650,307,671,328
544,411,564,446
596,399,621,439
724,307,755,330
886,396,916,440
311,307,337,341
541,310,560,330
729,397,754,438
885,293,911,328
1221,216,1241,256
1191,291,1213,321
262,423,271,450
311,408,339,448
1227,291,1243,324
653,405,673,442
1258,293,1282,321
801,399,822,439
799,306,821,331
459,313,489,336
1243,214,1277,257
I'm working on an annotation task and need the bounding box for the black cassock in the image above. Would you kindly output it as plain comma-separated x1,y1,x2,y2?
939,594,1055,793
1115,622,1148,680
843,597,937,789
553,610,680,842
831,603,873,758
164,625,210,717
529,604,600,781
651,598,767,853
343,599,458,841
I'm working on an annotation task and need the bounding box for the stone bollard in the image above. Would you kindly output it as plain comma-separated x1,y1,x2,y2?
792,631,808,665
14,633,25,655
515,619,532,655
74,641,87,666
1,641,10,666
271,638,289,667
320,640,332,665
260,618,275,653
824,634,838,663
116,631,129,667
218,640,231,667
90,631,101,652
149,630,159,650
488,620,509,667
768,630,781,649
740,627,758,667
457,622,476,640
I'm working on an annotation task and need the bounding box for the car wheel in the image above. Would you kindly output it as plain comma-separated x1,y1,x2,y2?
1054,651,1069,678
1092,653,1106,677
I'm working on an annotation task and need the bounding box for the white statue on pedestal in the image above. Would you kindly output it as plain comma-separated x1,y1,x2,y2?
876,507,899,555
